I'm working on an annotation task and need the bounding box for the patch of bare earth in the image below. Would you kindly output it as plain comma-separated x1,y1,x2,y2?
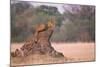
52,42,95,62
11,42,95,66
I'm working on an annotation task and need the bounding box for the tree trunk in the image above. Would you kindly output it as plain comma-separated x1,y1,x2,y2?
11,25,64,58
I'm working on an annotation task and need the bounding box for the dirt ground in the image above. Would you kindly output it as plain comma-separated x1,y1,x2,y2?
11,42,95,66
52,42,95,62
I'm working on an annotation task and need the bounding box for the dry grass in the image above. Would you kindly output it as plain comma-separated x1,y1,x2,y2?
11,42,95,66
11,54,67,66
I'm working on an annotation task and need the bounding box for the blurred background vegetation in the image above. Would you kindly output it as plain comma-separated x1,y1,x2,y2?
11,1,95,42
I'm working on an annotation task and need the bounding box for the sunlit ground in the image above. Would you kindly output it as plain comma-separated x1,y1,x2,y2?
11,42,95,66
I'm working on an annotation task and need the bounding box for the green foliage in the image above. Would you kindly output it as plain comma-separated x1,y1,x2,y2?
60,5,95,42
11,1,95,42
